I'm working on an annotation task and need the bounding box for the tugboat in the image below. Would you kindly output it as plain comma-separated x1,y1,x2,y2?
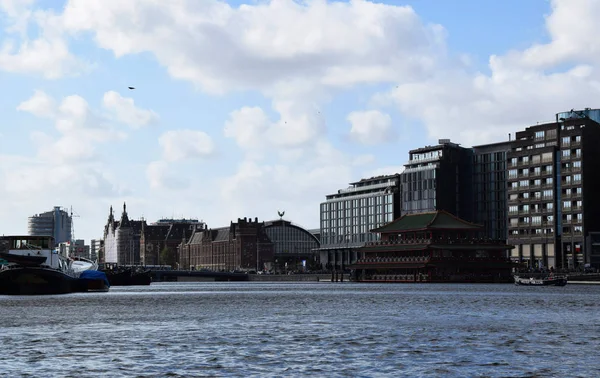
514,274,568,286
0,236,109,295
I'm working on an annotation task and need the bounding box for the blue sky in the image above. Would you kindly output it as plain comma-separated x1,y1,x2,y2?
1,0,598,243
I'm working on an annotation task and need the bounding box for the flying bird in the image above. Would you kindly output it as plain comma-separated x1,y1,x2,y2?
128,86,135,90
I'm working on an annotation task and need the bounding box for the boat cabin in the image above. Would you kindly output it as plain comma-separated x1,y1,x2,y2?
2,236,55,250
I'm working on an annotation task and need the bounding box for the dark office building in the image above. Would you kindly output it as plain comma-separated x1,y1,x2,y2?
401,139,474,222
507,108,600,269
472,142,511,240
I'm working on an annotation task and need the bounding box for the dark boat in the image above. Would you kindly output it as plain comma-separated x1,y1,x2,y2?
0,236,110,295
0,252,47,267
514,275,568,286
76,270,110,292
101,267,152,286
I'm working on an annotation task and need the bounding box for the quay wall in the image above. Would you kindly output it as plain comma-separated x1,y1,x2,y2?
172,274,350,282
247,274,349,282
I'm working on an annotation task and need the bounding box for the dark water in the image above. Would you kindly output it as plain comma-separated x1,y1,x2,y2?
1,282,599,377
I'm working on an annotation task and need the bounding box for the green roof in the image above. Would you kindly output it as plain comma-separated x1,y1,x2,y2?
372,210,482,234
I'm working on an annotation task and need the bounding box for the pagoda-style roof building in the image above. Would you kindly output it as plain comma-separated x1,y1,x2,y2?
351,210,514,283
372,210,481,233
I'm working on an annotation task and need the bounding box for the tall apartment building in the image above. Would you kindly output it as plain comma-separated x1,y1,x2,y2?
318,174,402,270
401,139,474,222
507,109,600,269
472,142,511,240
28,206,72,244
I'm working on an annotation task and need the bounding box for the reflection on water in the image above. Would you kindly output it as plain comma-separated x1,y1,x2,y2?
1,282,599,377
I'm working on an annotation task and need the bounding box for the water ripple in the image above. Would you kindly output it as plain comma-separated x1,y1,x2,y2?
0,282,599,377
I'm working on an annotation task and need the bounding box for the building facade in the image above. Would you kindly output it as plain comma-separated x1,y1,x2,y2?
58,239,90,259
318,174,402,271
350,210,513,283
90,239,104,262
472,142,511,240
507,109,600,269
27,206,72,244
263,219,321,272
177,217,274,272
103,203,144,265
140,220,201,267
401,139,474,222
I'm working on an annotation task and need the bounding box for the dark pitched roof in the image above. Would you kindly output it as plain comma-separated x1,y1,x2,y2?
214,228,230,242
165,224,190,242
143,224,171,240
189,230,205,244
371,210,482,233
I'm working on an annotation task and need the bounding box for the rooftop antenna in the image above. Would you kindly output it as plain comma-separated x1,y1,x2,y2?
70,206,80,242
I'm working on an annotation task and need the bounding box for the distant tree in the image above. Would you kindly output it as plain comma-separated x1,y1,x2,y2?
160,247,176,268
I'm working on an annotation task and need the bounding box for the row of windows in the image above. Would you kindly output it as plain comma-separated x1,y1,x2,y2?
509,203,554,213
401,169,436,183
508,165,553,177
321,204,393,220
562,149,581,158
322,212,394,227
509,215,554,225
509,213,584,225
533,129,558,140
402,179,436,192
561,135,581,146
510,178,553,188
510,152,553,166
509,190,554,200
321,195,394,211
320,233,378,244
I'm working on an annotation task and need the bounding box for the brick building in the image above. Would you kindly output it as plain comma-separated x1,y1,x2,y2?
140,220,201,267
178,217,274,272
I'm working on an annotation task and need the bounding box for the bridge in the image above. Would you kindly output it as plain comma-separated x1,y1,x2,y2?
150,270,249,282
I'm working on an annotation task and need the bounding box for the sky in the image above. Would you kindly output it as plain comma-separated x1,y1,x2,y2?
1,0,599,243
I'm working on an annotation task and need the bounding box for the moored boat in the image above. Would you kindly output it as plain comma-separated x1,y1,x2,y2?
0,236,109,295
100,265,152,286
514,275,568,286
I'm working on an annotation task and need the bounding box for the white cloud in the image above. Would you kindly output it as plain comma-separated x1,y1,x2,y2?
0,2,88,78
17,90,130,164
145,160,190,190
347,110,395,145
16,89,55,118
49,0,446,154
218,142,354,227
370,0,600,147
6,0,599,242
102,91,159,128
365,165,405,178
158,130,216,162
58,0,445,94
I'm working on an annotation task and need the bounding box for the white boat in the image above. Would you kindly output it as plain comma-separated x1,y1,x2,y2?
0,235,109,295
514,274,568,286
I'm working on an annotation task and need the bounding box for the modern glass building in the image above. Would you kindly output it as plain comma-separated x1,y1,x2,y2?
318,174,402,270
401,139,474,222
472,141,511,240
